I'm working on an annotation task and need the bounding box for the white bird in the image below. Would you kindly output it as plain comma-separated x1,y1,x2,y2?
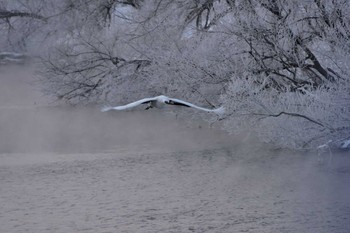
101,95,225,114
340,139,350,149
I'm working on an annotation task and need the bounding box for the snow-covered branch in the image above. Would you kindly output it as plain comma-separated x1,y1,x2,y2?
0,10,46,21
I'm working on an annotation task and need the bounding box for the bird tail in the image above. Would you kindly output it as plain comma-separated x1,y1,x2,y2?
213,106,225,115
101,105,113,112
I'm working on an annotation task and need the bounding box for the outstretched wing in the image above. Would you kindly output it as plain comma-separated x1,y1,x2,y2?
340,139,350,149
101,97,157,112
168,97,225,114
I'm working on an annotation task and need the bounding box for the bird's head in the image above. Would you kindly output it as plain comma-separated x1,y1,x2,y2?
165,100,175,105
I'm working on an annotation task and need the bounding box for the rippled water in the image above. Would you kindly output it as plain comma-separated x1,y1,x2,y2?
1,148,350,233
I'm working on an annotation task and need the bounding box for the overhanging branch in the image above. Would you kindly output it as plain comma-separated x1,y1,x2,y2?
253,111,326,128
0,10,46,22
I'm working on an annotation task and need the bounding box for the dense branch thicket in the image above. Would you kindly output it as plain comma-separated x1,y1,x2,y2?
1,0,349,149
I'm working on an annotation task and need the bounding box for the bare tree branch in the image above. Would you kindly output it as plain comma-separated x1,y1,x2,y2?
253,111,326,128
0,10,46,22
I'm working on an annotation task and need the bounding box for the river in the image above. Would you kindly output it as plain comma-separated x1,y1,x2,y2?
1,65,349,232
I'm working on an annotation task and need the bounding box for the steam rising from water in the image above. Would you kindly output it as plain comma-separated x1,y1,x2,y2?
0,65,240,155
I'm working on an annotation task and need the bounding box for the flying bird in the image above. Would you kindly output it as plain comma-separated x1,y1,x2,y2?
101,95,225,114
340,139,350,149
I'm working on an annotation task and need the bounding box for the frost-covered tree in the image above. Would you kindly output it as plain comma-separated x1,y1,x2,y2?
3,0,349,149
215,0,350,148
0,0,47,52
40,1,230,106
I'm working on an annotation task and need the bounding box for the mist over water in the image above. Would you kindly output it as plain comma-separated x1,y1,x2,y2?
0,65,237,155
1,65,350,232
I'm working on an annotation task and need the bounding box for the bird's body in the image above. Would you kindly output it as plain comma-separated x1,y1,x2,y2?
101,95,224,114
